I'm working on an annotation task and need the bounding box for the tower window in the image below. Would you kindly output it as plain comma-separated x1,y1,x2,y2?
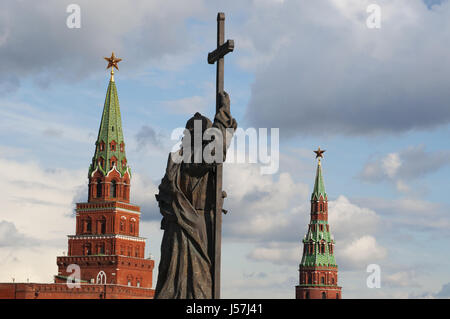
305,291,310,299
99,217,106,234
98,157,104,169
96,271,106,284
322,292,327,299
111,180,117,198
84,243,91,256
321,277,325,284
86,218,92,233
96,179,102,197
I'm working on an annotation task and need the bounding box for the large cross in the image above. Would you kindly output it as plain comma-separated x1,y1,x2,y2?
207,12,234,299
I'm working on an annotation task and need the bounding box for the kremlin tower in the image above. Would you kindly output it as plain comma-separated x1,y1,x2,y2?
0,53,155,299
53,53,155,298
295,148,342,299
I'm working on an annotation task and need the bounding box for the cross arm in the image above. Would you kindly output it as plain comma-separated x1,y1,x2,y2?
208,40,235,64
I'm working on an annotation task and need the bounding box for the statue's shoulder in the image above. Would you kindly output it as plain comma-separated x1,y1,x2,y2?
165,151,182,177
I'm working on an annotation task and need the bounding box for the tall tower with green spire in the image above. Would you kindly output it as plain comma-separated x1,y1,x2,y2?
54,53,155,296
88,52,130,202
295,147,342,299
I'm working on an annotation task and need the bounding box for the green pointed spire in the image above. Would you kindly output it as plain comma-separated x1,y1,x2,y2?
88,79,129,177
311,161,327,200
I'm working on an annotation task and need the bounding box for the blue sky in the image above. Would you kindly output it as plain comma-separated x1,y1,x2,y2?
0,0,450,298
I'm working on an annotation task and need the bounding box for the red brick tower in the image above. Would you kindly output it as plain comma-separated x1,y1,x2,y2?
295,147,342,299
54,53,154,294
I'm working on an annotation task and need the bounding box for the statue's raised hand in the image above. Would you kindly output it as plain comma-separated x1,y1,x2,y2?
218,91,230,112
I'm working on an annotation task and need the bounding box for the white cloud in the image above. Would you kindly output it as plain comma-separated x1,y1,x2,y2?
359,145,450,193
0,221,35,247
162,95,211,115
223,163,309,241
247,242,300,265
329,195,380,242
0,245,63,283
222,163,387,271
129,173,160,221
0,157,84,241
384,270,421,288
0,156,87,283
339,235,387,270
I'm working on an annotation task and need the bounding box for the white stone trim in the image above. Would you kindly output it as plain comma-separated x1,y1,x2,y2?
90,166,99,178
106,164,122,178
68,234,146,242
76,207,141,216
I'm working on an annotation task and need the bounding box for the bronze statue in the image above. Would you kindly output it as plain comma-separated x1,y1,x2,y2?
154,12,235,299
154,91,237,298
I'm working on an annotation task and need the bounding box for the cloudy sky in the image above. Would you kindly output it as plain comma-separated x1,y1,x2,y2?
1,0,450,299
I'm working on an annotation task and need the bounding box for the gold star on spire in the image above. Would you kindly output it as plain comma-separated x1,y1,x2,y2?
314,147,326,164
104,52,122,81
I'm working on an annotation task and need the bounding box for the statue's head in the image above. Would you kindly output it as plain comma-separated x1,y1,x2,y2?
185,112,212,133
180,112,213,168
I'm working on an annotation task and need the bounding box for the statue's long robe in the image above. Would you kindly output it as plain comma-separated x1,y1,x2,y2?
154,106,237,299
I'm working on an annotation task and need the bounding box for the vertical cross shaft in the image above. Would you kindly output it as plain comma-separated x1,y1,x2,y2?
216,13,225,112
213,12,224,300
207,12,234,299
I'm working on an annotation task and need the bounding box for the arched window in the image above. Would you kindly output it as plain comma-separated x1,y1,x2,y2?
85,218,92,233
321,276,325,284
96,179,102,197
308,273,312,284
111,180,117,198
332,277,335,285
136,280,140,288
120,221,125,232
322,292,327,299
99,217,106,234
84,243,91,256
96,271,106,284
130,221,134,234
